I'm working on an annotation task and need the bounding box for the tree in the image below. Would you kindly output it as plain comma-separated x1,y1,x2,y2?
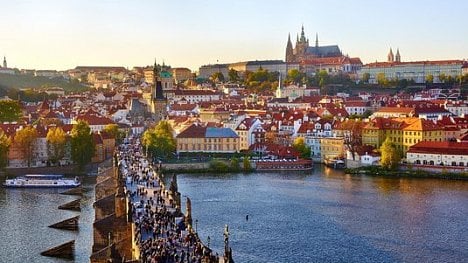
380,137,401,170
243,156,251,171
286,69,305,84
230,157,240,171
103,123,124,144
376,73,387,86
71,120,95,169
14,126,38,167
0,100,22,122
142,120,176,160
438,73,446,83
0,130,11,169
317,70,329,87
340,120,364,161
426,74,434,84
362,72,370,83
292,137,311,159
210,72,225,83
228,68,240,82
46,127,67,165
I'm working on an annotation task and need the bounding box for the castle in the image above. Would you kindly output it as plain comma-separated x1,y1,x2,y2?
285,25,342,63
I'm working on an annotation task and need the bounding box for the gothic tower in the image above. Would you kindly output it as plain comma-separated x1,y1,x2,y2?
285,33,294,62
295,25,309,59
395,48,401,62
151,61,167,122
387,48,394,62
2,56,6,68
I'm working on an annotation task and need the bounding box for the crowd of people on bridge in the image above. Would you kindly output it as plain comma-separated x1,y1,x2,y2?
116,137,220,263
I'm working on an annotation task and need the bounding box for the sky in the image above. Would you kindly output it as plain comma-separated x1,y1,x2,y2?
0,0,467,71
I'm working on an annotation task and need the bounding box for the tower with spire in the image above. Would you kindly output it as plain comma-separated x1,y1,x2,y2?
395,48,401,62
285,33,294,62
387,48,395,62
2,56,6,68
151,59,168,122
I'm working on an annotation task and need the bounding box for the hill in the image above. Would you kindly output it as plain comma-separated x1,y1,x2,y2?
0,73,89,95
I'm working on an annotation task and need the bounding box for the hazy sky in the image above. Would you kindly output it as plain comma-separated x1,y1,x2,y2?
1,0,467,71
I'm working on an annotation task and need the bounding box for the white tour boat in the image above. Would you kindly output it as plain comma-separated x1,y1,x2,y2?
3,174,81,188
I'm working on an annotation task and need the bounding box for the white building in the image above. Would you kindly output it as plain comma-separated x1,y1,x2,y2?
407,141,468,169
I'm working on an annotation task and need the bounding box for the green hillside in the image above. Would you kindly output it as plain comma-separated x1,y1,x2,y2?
0,73,89,95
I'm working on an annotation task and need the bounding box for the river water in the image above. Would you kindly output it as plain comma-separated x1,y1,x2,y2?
176,166,468,263
1,166,467,263
0,176,95,263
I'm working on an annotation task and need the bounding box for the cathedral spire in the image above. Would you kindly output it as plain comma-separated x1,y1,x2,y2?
286,33,294,63
387,48,394,62
300,24,306,42
395,48,401,62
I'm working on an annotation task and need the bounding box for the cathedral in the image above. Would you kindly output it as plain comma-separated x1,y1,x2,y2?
285,26,342,63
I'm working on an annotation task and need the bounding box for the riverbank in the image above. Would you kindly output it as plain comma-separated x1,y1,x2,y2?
345,166,468,180
161,160,253,174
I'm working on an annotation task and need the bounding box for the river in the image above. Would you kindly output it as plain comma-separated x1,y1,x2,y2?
176,166,468,263
1,166,467,262
0,175,95,263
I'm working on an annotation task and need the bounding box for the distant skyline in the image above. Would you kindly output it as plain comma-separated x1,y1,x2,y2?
1,0,467,71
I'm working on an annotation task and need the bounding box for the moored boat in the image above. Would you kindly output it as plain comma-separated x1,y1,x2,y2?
3,174,81,188
254,159,313,171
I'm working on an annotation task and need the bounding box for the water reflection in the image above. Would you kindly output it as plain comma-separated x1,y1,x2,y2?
178,166,468,263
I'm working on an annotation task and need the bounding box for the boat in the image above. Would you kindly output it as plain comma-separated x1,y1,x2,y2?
3,174,81,188
254,159,313,171
324,158,346,169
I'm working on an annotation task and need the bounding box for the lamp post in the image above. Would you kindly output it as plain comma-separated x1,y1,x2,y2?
207,236,211,248
195,219,198,233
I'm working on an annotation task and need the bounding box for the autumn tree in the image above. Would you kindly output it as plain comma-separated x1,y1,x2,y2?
292,137,311,159
380,137,401,170
71,120,95,169
361,72,370,83
103,123,124,144
228,68,240,82
210,72,225,83
0,100,22,122
0,130,11,169
15,126,38,167
377,73,387,86
426,74,434,84
340,120,364,161
46,126,67,165
142,120,176,159
243,156,251,171
286,69,305,85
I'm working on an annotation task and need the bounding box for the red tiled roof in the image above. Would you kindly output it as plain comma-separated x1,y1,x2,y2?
176,124,206,138
365,60,464,68
408,141,468,155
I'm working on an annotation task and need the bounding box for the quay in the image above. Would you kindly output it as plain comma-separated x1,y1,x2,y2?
90,136,234,262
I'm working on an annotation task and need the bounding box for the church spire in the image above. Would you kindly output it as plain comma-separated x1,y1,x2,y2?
395,48,401,62
315,33,319,48
2,56,7,68
387,48,394,62
286,33,294,62
300,24,306,42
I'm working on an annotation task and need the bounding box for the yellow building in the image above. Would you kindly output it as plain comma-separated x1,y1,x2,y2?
320,137,345,160
363,117,444,155
176,124,239,153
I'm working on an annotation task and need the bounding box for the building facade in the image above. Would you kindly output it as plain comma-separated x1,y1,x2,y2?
176,124,239,153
